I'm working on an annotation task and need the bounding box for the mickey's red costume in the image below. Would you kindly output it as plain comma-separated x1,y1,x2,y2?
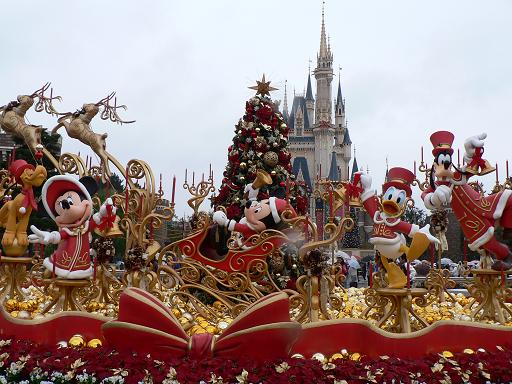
29,175,116,279
421,131,512,270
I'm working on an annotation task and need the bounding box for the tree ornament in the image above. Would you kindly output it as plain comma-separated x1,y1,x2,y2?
68,334,86,347
239,162,247,170
263,151,279,167
271,170,277,176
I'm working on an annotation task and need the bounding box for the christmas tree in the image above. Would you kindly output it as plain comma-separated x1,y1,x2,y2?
341,207,361,248
213,75,309,220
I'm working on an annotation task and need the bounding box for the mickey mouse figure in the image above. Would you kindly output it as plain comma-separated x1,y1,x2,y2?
213,172,296,243
28,175,116,279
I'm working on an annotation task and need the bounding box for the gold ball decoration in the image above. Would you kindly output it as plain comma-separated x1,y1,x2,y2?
350,352,361,361
239,162,247,170
10,311,19,318
442,350,454,358
263,151,279,167
68,334,86,348
270,170,277,177
255,127,261,133
340,349,349,357
87,339,103,348
239,176,245,182
330,353,344,361
463,348,475,354
5,299,18,312
291,354,304,359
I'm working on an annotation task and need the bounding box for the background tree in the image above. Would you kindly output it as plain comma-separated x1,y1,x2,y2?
402,205,427,227
212,76,308,220
341,207,362,249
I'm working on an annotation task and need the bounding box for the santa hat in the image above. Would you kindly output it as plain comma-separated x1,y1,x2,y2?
430,130,455,156
269,197,297,224
9,159,34,184
382,167,415,197
42,175,93,221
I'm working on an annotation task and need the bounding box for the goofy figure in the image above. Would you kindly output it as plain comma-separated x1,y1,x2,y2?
422,131,512,271
358,168,439,288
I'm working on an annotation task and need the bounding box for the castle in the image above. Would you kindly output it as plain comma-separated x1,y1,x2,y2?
283,5,353,195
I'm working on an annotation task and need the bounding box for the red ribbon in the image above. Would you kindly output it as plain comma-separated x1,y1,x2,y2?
346,173,363,199
21,187,38,212
98,205,115,231
469,147,486,170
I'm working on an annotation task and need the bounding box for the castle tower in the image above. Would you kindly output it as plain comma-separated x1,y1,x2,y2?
305,71,315,127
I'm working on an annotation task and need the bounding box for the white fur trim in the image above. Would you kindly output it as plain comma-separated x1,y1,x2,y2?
361,189,375,203
269,197,281,223
228,220,236,231
369,234,401,245
408,224,419,237
43,257,93,279
373,211,401,227
468,227,495,251
493,189,512,219
42,175,92,221
93,212,102,225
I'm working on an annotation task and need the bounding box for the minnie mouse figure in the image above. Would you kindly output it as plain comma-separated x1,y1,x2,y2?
28,175,116,279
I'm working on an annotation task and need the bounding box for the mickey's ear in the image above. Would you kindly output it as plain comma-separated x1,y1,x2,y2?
79,176,98,196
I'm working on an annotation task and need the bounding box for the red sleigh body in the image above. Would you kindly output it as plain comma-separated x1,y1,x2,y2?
171,223,289,273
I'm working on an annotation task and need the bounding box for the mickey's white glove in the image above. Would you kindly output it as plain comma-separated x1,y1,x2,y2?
93,197,117,224
424,185,452,209
213,211,229,227
418,224,440,245
464,133,486,164
28,225,61,245
244,184,259,201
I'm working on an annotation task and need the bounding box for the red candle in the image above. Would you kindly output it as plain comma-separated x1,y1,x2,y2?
406,261,411,289
329,187,333,218
421,146,424,163
463,239,468,265
413,161,417,177
171,175,176,204
185,168,188,184
430,243,435,267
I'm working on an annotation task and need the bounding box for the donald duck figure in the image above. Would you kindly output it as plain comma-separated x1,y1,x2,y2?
357,167,439,288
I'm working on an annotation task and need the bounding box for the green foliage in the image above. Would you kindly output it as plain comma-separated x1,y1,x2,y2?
402,205,427,227
341,208,362,248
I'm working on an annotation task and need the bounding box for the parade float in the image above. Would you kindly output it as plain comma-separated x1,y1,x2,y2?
0,79,511,383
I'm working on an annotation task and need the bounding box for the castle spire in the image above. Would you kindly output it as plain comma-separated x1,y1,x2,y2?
306,73,314,101
283,80,289,120
318,1,329,60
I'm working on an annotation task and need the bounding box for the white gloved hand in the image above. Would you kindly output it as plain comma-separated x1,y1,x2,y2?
244,184,259,201
464,133,486,163
213,211,229,227
28,225,61,245
426,185,452,209
418,224,440,245
99,197,117,217
358,172,372,191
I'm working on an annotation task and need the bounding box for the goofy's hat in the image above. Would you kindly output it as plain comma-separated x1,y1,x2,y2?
430,131,454,156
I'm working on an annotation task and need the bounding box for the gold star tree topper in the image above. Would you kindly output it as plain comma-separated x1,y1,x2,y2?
248,74,278,97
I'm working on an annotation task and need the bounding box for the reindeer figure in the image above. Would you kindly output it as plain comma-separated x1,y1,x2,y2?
52,92,134,181
0,83,61,152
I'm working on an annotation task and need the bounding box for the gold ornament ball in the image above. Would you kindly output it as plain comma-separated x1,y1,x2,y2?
68,335,86,348
263,151,279,167
240,162,247,170
199,320,210,328
5,299,18,312
350,353,361,361
19,302,29,311
10,311,19,318
205,325,217,334
311,352,326,363
442,350,454,358
280,123,287,130
255,127,260,133
239,176,245,182
291,354,304,359
463,348,475,354
270,170,277,177
330,353,344,361
87,339,103,348
172,308,181,318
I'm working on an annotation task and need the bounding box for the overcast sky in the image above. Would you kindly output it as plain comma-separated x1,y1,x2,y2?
2,1,511,217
